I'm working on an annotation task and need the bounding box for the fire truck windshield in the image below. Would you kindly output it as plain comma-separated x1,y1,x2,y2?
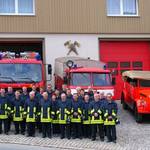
71,72,112,87
139,80,150,87
72,73,91,86
0,64,42,83
93,73,111,86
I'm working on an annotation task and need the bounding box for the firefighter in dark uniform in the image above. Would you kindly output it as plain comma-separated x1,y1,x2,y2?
104,93,118,143
87,86,94,101
99,92,107,136
0,88,11,135
20,86,29,133
39,87,44,99
46,84,53,99
11,91,25,135
66,88,73,101
40,92,52,138
71,93,83,139
31,84,42,133
55,89,61,101
21,87,29,102
82,94,91,138
76,87,84,103
60,84,67,95
90,93,104,141
51,94,60,134
24,91,39,137
57,93,71,139
6,86,15,132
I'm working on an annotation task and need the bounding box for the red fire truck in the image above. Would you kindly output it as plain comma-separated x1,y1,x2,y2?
0,52,45,90
54,57,115,96
121,71,150,123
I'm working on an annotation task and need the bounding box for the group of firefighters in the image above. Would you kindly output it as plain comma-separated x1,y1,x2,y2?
0,84,119,143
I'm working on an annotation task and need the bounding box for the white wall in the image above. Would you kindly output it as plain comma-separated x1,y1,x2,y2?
45,34,99,64
44,34,99,85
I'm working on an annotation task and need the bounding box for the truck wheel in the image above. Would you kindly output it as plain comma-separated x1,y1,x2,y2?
134,106,142,123
121,95,128,110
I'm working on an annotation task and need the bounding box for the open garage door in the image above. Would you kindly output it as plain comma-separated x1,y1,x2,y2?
100,41,150,99
0,40,44,60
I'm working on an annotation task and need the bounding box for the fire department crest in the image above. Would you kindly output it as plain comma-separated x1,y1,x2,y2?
64,40,80,55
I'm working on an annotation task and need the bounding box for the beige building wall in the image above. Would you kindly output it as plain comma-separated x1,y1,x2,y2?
0,0,150,34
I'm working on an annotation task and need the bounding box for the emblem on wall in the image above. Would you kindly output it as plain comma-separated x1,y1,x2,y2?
64,40,80,55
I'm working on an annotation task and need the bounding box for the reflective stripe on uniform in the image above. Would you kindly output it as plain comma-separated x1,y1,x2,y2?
104,119,116,125
52,119,59,124
0,104,8,119
13,106,23,122
59,120,66,124
83,116,91,124
91,116,103,124
41,107,51,123
26,107,36,122
71,118,81,123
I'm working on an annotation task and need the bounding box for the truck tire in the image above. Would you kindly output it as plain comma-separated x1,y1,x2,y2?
121,94,128,110
134,106,143,123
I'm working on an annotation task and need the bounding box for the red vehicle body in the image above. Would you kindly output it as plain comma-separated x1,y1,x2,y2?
55,57,115,97
0,52,45,89
121,71,150,123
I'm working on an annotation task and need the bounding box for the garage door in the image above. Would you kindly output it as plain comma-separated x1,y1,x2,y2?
0,41,43,60
100,41,150,99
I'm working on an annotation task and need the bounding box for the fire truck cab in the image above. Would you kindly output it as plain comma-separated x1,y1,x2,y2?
54,57,114,96
121,71,150,123
0,52,45,90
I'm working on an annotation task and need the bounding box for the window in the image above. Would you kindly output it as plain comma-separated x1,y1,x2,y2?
139,80,150,87
0,0,34,15
93,73,112,86
107,62,118,68
120,62,130,68
107,0,138,16
0,64,42,83
71,73,91,86
133,61,143,68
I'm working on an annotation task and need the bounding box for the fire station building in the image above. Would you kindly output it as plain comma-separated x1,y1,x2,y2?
0,0,150,98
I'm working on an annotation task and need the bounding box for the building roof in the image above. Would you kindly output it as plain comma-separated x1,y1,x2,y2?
122,71,150,80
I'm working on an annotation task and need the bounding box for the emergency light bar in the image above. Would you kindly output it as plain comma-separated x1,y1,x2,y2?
0,52,15,59
0,52,41,60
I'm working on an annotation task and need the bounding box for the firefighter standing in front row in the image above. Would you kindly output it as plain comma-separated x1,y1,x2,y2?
40,92,52,138
82,94,91,138
11,91,25,135
103,93,118,143
57,93,71,139
24,91,39,137
6,86,15,132
51,94,60,134
20,86,29,133
90,93,104,141
0,88,11,135
71,93,83,139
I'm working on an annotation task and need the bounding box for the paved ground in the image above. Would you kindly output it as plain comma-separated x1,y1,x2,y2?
0,101,150,150
0,143,62,150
